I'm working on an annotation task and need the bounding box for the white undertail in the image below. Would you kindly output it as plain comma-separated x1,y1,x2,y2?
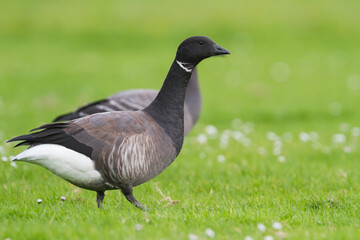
13,144,104,188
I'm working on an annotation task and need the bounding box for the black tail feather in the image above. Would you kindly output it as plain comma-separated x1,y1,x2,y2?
7,122,93,158
31,122,69,132
14,141,30,147
7,134,34,143
7,122,70,147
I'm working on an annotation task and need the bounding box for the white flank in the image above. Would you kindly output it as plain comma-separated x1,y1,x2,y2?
13,144,104,187
176,60,193,72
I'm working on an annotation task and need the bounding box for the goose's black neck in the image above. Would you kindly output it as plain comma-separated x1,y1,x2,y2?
143,59,192,154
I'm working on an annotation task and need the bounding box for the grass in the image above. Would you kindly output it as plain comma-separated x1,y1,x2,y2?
1,0,360,239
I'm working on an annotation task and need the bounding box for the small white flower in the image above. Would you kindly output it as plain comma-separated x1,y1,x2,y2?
278,156,286,162
267,132,277,141
135,224,143,231
205,125,218,138
264,236,274,240
276,231,287,238
11,162,17,168
37,199,42,203
197,134,208,144
351,127,360,137
219,140,228,149
244,236,253,240
61,196,66,201
242,122,254,134
188,234,199,240
344,146,352,153
274,140,282,147
1,156,8,162
332,133,346,144
205,228,215,238
272,221,283,230
232,131,244,141
299,132,310,142
221,129,232,137
273,146,282,156
220,134,229,142
257,147,267,155
220,134,229,141
257,223,266,232
309,131,319,141
220,133,229,149
217,155,226,163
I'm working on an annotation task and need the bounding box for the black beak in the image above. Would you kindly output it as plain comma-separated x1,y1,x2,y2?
213,44,230,56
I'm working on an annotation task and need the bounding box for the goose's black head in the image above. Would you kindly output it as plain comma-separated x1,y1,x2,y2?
176,36,230,66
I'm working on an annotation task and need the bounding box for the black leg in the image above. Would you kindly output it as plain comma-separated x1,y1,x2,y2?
96,191,105,209
120,185,148,210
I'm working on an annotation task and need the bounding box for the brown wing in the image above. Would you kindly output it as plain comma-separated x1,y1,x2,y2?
9,111,150,160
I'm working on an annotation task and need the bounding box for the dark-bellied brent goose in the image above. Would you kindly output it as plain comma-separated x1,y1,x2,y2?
54,69,200,136
7,36,230,209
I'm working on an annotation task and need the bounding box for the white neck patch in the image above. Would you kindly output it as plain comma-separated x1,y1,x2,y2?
176,60,193,73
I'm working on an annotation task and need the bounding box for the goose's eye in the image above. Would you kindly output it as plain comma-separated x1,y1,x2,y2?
199,41,204,45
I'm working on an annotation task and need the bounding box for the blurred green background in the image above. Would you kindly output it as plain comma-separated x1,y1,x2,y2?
1,0,359,132
1,0,360,239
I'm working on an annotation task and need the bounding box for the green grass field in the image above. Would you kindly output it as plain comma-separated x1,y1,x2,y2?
1,0,360,239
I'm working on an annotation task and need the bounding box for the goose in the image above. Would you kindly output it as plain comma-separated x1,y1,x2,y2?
7,36,230,209
54,69,201,136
